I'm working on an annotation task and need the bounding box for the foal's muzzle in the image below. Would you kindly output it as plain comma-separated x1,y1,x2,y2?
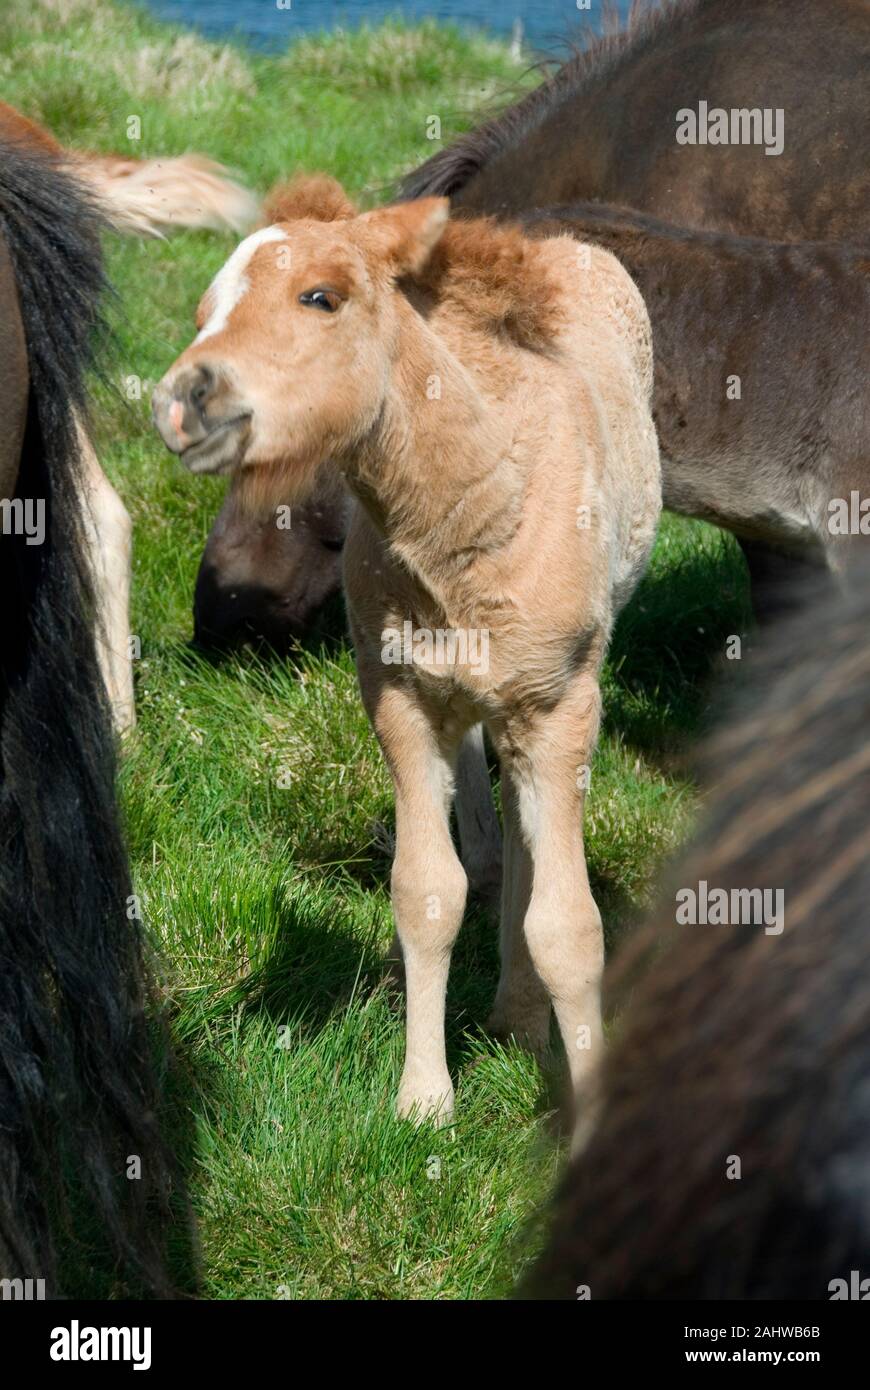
152,362,251,475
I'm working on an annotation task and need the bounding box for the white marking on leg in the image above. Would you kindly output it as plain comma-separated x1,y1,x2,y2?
76,420,136,734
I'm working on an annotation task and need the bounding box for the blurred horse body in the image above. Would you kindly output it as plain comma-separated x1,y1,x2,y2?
524,564,870,1299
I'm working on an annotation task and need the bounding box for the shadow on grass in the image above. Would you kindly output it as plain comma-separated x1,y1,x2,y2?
165,865,558,1126
604,525,752,761
170,876,387,1046
189,518,752,788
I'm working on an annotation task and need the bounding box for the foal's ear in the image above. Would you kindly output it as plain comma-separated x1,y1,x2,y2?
361,197,449,275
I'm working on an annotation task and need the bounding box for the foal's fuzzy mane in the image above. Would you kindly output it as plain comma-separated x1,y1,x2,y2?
414,216,567,353
263,173,356,225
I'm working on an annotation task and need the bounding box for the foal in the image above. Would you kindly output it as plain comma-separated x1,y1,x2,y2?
153,177,660,1122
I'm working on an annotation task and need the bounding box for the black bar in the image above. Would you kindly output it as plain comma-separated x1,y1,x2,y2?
1,1297,865,1375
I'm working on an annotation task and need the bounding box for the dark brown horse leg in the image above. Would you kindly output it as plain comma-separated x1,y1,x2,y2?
454,723,502,906
738,537,833,626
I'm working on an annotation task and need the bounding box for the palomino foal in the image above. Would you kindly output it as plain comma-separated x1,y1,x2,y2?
153,177,660,1123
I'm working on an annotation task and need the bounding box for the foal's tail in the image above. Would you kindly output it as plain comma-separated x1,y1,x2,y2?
0,141,175,1294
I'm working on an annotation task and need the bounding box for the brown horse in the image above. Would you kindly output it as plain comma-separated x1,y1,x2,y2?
1,98,263,729
192,0,870,645
409,0,870,239
0,140,175,1293
520,202,870,582
193,467,352,648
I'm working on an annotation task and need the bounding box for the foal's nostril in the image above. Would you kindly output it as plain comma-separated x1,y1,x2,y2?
190,365,215,412
154,362,228,455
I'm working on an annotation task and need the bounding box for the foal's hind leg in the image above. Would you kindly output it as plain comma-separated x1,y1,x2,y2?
486,773,551,1056
76,419,135,734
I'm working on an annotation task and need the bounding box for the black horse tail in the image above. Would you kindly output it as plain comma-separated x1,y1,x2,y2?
0,140,175,1295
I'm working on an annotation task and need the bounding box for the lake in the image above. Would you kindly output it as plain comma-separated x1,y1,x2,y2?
140,0,634,55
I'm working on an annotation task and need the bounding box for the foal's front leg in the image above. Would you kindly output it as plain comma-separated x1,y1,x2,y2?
363,672,467,1124
384,723,501,983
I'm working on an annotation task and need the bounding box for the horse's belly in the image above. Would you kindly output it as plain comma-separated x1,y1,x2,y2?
661,450,819,549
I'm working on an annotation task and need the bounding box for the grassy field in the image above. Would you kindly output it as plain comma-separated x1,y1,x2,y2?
3,0,751,1298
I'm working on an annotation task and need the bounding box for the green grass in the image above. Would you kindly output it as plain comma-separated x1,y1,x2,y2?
2,0,752,1298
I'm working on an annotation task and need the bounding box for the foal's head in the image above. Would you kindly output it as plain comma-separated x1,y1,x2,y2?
152,176,448,502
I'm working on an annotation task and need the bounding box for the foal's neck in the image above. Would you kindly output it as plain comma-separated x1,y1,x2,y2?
343,302,526,588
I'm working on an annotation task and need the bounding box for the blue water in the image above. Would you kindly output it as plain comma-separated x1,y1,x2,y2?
141,0,633,55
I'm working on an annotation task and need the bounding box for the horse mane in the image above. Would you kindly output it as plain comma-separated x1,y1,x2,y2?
263,173,356,225
399,0,705,199
416,217,654,381
414,216,569,353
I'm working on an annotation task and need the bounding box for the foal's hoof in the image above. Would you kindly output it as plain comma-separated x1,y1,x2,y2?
396,1079,455,1128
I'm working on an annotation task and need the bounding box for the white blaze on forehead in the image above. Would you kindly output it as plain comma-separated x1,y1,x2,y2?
195,225,287,343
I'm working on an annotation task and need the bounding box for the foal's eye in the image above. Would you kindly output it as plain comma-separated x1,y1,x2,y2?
299,288,342,313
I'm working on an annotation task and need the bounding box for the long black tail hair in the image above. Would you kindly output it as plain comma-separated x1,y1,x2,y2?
0,140,175,1295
